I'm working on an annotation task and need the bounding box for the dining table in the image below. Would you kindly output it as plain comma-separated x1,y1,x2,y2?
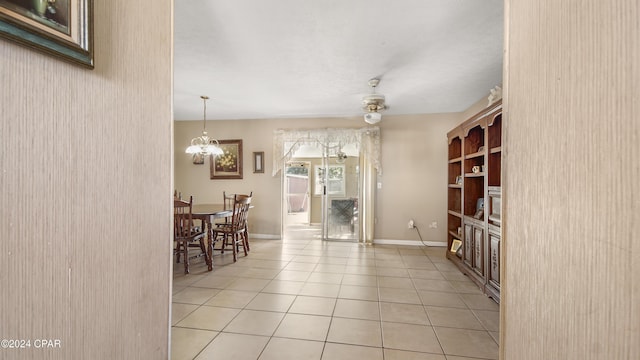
191,204,232,271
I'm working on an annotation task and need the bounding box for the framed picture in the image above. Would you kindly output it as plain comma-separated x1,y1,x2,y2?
210,139,243,179
455,175,463,185
0,0,94,68
253,151,264,173
450,239,462,253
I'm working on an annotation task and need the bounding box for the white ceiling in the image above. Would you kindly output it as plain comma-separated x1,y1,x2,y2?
174,0,503,121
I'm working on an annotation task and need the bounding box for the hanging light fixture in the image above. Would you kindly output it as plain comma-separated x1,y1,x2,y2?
186,95,224,156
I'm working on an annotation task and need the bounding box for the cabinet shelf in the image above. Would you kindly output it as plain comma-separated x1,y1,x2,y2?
448,210,462,218
465,172,485,177
449,230,461,239
490,146,502,154
448,184,462,189
448,157,462,163
465,150,485,159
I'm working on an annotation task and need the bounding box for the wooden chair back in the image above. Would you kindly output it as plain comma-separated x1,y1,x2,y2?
174,196,198,239
230,194,252,231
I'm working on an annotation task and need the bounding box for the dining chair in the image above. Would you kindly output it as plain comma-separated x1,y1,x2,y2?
213,194,252,262
174,196,208,274
219,191,253,250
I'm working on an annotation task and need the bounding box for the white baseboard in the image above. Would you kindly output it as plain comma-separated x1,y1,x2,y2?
250,234,281,240
373,239,447,247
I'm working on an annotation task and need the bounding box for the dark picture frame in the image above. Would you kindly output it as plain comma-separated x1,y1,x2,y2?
210,139,243,179
0,0,94,68
253,151,264,174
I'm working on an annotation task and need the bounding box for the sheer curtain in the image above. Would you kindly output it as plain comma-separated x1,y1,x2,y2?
272,127,381,243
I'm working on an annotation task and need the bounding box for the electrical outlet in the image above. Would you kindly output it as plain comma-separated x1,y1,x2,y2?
408,219,415,229
429,221,438,228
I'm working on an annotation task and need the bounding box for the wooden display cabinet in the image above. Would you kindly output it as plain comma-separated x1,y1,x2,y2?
446,100,502,303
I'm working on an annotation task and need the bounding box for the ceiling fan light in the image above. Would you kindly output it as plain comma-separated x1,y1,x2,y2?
364,112,382,124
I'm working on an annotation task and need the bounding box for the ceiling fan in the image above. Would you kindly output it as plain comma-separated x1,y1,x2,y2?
362,78,387,124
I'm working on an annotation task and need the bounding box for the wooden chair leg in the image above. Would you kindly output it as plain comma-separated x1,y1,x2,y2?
232,234,238,262
183,242,190,274
176,242,182,263
244,228,250,252
242,232,248,257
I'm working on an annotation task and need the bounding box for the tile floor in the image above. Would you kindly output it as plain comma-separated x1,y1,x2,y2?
171,227,499,360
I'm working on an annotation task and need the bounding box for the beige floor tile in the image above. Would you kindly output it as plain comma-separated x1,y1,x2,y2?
241,259,288,269
291,255,322,263
344,265,377,275
338,285,379,301
408,269,446,280
284,262,318,271
384,348,446,360
449,280,483,294
173,287,221,305
259,337,324,360
204,289,258,308
334,299,380,321
192,275,238,289
175,306,240,331
440,271,470,282
326,317,382,347
245,293,296,312
321,343,383,360
412,279,457,292
341,274,378,287
459,293,499,311
173,273,208,287
239,267,282,279
261,280,305,295
288,296,336,316
376,267,409,278
380,302,430,325
223,309,285,336
472,309,500,332
273,313,331,341
434,262,460,272
425,306,485,330
299,282,340,298
489,331,499,345
274,270,311,282
375,260,406,268
318,256,349,265
378,287,421,304
225,278,270,292
194,332,268,360
377,276,415,289
307,272,344,284
171,327,218,360
381,322,442,354
418,290,467,308
172,303,198,325
173,285,187,295
433,327,498,359
314,263,347,273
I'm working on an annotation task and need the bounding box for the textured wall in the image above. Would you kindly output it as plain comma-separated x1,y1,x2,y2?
174,112,463,242
503,0,639,359
0,1,172,359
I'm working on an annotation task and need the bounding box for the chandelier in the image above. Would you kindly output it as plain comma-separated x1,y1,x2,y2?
185,95,224,156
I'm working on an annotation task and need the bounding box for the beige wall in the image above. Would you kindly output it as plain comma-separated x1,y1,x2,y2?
175,112,465,242
0,1,172,359
503,0,639,359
